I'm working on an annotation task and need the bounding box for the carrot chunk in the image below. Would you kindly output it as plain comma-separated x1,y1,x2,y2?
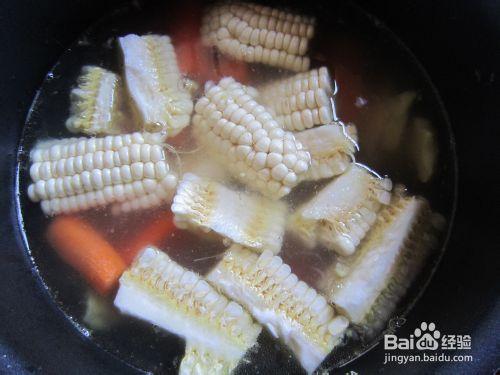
47,216,126,296
217,56,250,84
118,211,176,265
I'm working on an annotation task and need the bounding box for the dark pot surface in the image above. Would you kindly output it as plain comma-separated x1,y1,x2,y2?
0,1,498,374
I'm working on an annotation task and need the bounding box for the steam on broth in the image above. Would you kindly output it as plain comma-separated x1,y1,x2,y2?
18,1,452,374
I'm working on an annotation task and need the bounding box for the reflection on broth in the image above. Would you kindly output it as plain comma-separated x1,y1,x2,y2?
18,1,454,374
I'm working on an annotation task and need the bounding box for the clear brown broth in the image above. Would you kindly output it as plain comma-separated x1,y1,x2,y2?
16,0,456,373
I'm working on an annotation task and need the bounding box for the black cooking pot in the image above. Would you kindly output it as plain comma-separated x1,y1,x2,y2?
0,0,498,374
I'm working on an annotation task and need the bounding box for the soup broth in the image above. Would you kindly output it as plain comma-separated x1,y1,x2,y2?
16,0,455,373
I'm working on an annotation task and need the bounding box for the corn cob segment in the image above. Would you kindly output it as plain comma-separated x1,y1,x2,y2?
119,34,193,136
192,77,311,199
207,245,348,374
110,173,178,215
295,123,358,181
66,66,127,135
288,165,392,255
201,3,315,72
258,67,334,131
318,195,439,334
27,133,177,215
226,3,315,37
172,173,286,254
180,342,238,375
29,132,166,163
115,247,261,365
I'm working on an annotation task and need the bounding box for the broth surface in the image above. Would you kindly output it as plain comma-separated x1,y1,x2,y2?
16,1,456,373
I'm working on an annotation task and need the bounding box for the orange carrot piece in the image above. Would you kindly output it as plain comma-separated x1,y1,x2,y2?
176,40,218,82
47,216,127,296
197,46,219,82
217,56,250,84
119,211,176,265
170,3,219,82
176,41,199,75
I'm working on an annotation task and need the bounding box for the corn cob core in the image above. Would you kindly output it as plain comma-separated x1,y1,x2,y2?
172,173,287,254
258,67,335,131
288,164,392,255
180,342,238,375
27,132,177,215
319,195,437,334
119,34,193,136
207,245,349,374
192,77,311,199
201,2,315,72
66,66,126,135
115,247,261,364
295,123,358,181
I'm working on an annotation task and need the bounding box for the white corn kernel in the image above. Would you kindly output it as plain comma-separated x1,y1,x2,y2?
66,66,127,136
207,245,347,374
258,67,334,130
202,2,315,72
172,173,286,254
119,34,193,136
115,247,261,369
294,123,358,181
318,195,438,337
193,78,310,199
288,164,392,255
27,133,177,216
